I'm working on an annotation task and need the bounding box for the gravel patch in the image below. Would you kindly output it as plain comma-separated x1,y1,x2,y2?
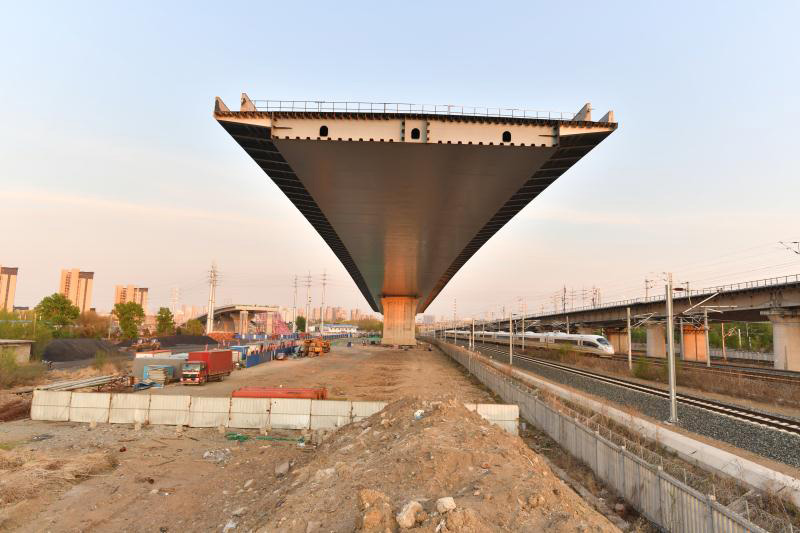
458,340,800,469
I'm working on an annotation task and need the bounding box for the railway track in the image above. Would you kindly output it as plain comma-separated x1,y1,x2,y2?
454,335,800,384
446,338,800,437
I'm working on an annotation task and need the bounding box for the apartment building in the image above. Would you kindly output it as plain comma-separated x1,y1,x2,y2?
114,285,149,312
59,268,94,313
0,266,18,312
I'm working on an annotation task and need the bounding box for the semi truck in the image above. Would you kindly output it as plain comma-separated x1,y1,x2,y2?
181,350,233,385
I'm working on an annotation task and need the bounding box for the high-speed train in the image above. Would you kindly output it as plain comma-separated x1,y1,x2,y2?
442,329,615,356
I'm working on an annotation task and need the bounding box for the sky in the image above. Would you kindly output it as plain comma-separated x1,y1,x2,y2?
2,1,799,318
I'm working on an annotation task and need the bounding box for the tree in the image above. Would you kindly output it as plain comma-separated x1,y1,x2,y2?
156,307,176,335
113,302,145,340
76,310,111,338
183,319,205,336
35,293,80,326
295,316,306,332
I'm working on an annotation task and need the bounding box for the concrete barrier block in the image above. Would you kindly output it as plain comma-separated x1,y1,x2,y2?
148,395,191,426
109,393,151,424
228,398,271,429
30,390,72,421
69,392,111,423
270,398,312,415
476,403,519,421
270,413,310,430
189,397,231,428
351,401,387,421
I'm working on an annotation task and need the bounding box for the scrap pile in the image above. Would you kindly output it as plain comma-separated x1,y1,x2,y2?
242,397,616,532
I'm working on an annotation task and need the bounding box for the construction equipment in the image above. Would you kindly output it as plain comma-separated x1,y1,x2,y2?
299,338,330,357
130,338,161,352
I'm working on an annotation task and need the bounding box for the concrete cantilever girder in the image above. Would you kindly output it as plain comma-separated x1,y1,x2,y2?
214,95,617,343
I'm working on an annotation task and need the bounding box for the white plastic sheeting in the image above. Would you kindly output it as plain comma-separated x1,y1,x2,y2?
69,392,111,423
189,397,232,428
310,400,352,430
30,390,72,421
148,395,191,426
228,398,270,429
109,393,151,424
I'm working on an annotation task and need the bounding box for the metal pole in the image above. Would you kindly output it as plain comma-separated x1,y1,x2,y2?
704,309,711,368
721,321,727,361
522,302,526,351
666,274,678,424
626,307,632,371
509,314,513,365
471,318,475,350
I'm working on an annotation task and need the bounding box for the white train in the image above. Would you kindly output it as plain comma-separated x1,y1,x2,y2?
442,329,615,356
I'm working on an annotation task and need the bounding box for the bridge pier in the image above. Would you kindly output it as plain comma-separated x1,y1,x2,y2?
681,325,708,362
381,297,418,346
646,323,666,358
763,309,800,371
238,310,249,335
605,328,629,355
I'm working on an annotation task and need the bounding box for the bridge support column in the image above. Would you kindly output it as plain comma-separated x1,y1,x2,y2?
381,297,418,346
605,328,629,355
681,325,708,362
646,323,666,358
763,309,800,371
238,310,249,335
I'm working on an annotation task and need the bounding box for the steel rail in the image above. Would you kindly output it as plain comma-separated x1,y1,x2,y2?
447,338,800,437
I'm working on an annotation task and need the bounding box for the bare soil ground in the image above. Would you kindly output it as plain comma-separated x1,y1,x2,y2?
0,344,618,532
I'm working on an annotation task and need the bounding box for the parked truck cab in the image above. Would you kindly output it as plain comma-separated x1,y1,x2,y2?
181,361,207,384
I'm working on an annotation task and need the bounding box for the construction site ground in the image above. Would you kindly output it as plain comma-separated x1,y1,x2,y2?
0,343,622,532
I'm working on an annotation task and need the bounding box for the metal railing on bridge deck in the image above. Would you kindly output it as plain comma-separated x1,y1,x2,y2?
528,273,800,320
252,100,578,121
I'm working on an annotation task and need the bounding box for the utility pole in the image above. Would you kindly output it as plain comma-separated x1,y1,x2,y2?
170,287,179,315
721,322,727,361
292,275,298,333
319,271,327,334
453,299,456,343
206,262,218,334
665,273,678,424
626,307,632,371
471,318,475,350
645,278,654,299
304,272,312,333
509,313,513,366
704,308,711,368
522,301,526,351
562,286,567,314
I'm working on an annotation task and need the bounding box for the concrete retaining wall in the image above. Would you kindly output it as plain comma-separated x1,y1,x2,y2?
29,391,518,433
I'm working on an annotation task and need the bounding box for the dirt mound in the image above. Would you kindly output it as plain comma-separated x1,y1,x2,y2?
246,397,617,532
42,338,123,362
0,447,116,527
0,393,30,422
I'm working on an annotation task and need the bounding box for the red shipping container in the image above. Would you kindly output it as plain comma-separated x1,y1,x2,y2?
231,386,328,400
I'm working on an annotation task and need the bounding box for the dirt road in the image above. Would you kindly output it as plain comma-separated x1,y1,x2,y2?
147,343,494,403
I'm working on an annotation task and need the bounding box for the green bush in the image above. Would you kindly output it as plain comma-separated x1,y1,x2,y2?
93,350,110,370
632,357,652,380
0,349,45,388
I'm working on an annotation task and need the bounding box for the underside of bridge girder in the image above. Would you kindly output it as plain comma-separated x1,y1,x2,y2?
214,95,617,317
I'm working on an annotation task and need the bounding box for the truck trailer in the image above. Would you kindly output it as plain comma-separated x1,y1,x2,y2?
181,350,233,385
